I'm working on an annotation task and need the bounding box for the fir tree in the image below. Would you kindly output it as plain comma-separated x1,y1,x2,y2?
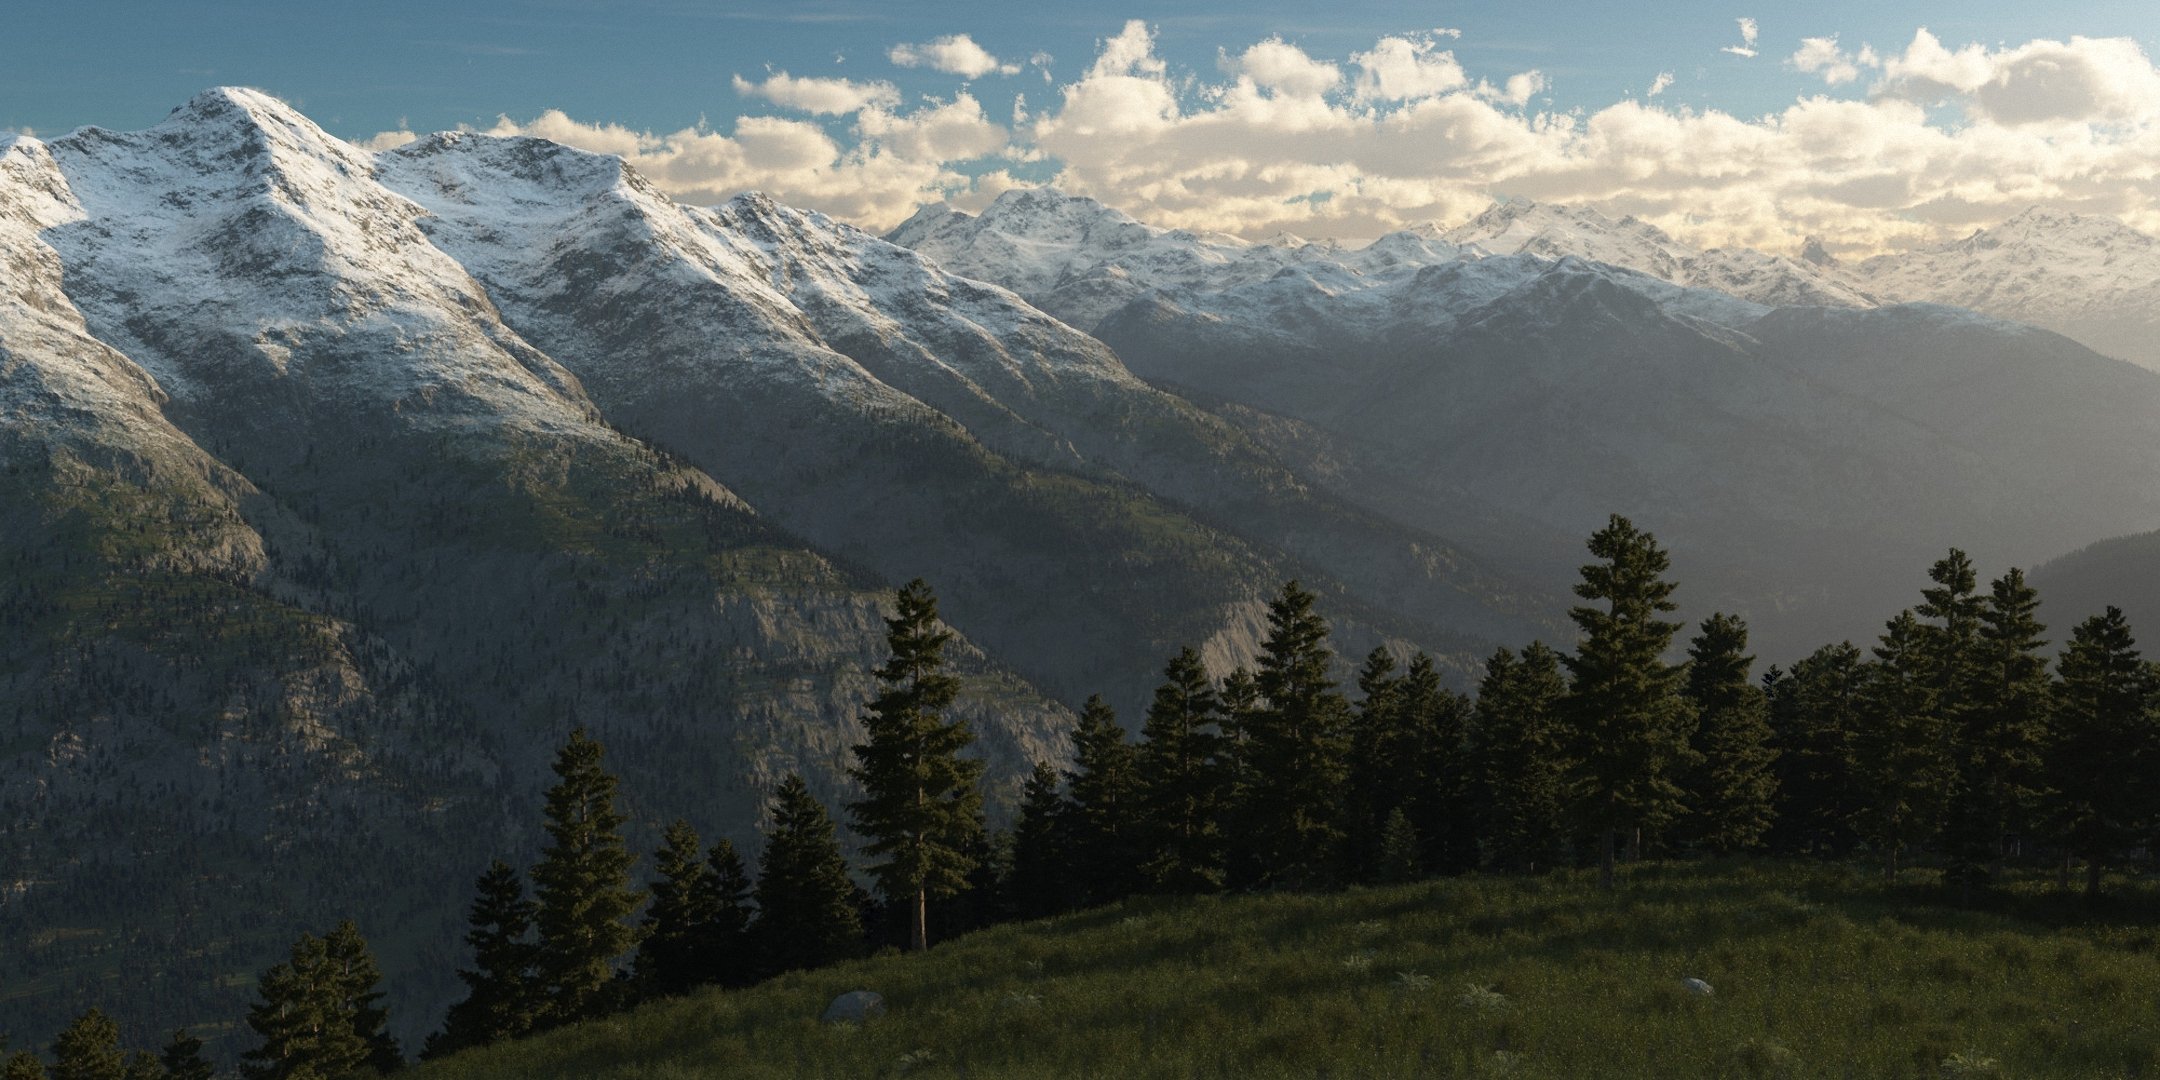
2049,607,2158,896
242,930,371,1080
1472,643,1570,873
1854,612,1955,880
1232,581,1353,890
1375,807,1422,885
530,728,643,1025
1347,646,1406,879
1403,654,1477,875
634,820,723,999
1765,642,1864,855
1559,515,1697,888
2,1053,41,1080
1132,647,1228,893
159,1030,214,1080
118,1056,159,1080
1682,613,1778,852
323,920,399,1073
1063,695,1139,905
50,1009,124,1080
752,774,863,975
847,579,984,952
426,861,537,1058
1005,761,1072,918
1946,568,2051,892
702,838,756,988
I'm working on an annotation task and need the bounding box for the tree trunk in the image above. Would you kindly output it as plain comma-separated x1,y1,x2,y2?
2058,851,2073,892
1600,828,1616,891
2086,857,2104,900
1884,845,1898,882
911,888,928,952
1627,827,1641,863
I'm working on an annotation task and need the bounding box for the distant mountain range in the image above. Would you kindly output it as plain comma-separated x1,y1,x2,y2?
6,88,2160,1053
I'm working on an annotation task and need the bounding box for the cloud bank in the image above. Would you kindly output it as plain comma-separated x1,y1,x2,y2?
375,22,2160,254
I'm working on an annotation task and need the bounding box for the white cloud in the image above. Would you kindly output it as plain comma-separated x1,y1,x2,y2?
1224,38,1341,98
1647,72,1674,97
731,71,900,115
888,34,1020,78
359,129,418,151
1873,30,2160,127
1350,34,1468,101
1723,17,1760,59
1477,71,1548,107
1790,36,1862,86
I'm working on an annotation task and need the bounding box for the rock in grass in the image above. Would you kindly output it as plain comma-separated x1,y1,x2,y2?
822,990,886,1024
1682,977,1714,997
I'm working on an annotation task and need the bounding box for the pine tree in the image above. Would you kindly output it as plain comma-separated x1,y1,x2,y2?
50,1009,124,1080
426,861,537,1058
2,1053,41,1080
634,820,723,999
702,838,756,988
2049,607,2157,896
530,728,643,1025
1682,614,1778,852
1231,581,1352,890
847,579,984,952
1403,654,1477,875
1005,761,1072,918
752,774,863,975
1347,646,1406,879
1063,694,1139,905
243,930,370,1080
1854,612,1955,880
159,1030,214,1080
1132,647,1228,893
1559,515,1697,888
1472,643,1570,873
1765,642,1864,855
118,1055,159,1080
322,921,399,1073
1946,568,2051,892
1375,807,1422,884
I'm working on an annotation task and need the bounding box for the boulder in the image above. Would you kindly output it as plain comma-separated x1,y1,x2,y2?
821,990,886,1024
1682,977,1714,997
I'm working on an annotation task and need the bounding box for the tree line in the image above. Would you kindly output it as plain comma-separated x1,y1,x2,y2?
11,514,2159,1077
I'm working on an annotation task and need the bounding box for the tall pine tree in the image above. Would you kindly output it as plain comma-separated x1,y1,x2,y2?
323,920,399,1073
242,930,372,1080
1132,648,1228,894
702,839,756,988
1560,515,1696,888
753,775,863,975
2048,607,2157,896
634,820,724,999
1063,694,1139,905
159,1030,214,1080
1854,612,1954,880
1681,613,1778,852
1472,644,1570,873
50,1009,124,1080
1765,642,1864,855
1233,581,1352,890
1005,761,1073,918
427,861,538,1058
531,728,643,1026
848,579,984,952
1404,654,1478,875
1946,567,2051,892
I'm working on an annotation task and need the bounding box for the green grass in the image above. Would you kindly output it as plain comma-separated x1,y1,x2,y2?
416,861,2160,1079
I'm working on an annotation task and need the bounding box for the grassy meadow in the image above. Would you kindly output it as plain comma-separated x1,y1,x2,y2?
414,860,2160,1079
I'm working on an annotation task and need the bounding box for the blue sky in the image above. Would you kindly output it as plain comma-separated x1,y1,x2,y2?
9,3,2160,249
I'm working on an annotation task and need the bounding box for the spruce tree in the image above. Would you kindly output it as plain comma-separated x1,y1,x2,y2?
1472,643,1569,873
1376,807,1422,884
1947,568,2051,892
1559,515,1697,888
1229,582,1353,889
1005,761,1072,918
1132,647,1228,893
50,1009,124,1080
1063,694,1139,905
323,920,399,1073
1682,613,1778,852
2,1053,41,1080
702,838,756,988
847,579,984,952
752,774,863,975
1765,642,1864,855
2049,607,2156,896
1854,612,1955,880
427,861,537,1058
1403,654,1477,874
634,820,723,999
1347,646,1406,879
160,1030,214,1080
243,930,371,1080
531,728,643,1025
119,1055,159,1080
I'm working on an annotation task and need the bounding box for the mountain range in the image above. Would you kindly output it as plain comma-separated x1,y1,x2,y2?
6,88,2160,1053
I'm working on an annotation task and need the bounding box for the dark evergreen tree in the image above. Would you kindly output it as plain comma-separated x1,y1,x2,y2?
2049,607,2158,896
752,774,863,975
847,579,984,952
1765,642,1864,855
1005,761,1072,918
1946,567,2051,891
242,930,370,1080
159,1030,213,1080
1,1053,41,1080
1132,647,1228,893
702,838,756,988
1402,654,1477,874
1063,695,1139,905
634,819,724,999
118,1055,159,1080
1682,613,1778,852
1472,644,1569,873
1346,646,1406,879
1232,581,1352,890
1375,807,1422,885
1854,612,1954,880
531,728,643,1025
50,1009,124,1080
426,861,537,1058
322,920,399,1074
1559,515,1697,888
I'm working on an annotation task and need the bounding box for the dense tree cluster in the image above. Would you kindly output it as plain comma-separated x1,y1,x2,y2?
24,516,2160,1074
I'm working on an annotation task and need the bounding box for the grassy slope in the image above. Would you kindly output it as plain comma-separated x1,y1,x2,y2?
418,862,2160,1080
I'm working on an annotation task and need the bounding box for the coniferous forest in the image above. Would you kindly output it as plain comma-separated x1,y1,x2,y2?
11,513,2160,1078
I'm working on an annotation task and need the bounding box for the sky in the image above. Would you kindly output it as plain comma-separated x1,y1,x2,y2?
8,1,2160,252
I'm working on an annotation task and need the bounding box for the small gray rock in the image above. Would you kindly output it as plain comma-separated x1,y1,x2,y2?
1682,977,1714,997
821,990,886,1024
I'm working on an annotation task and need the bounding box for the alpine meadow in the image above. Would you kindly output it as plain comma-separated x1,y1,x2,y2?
13,5,2160,1078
